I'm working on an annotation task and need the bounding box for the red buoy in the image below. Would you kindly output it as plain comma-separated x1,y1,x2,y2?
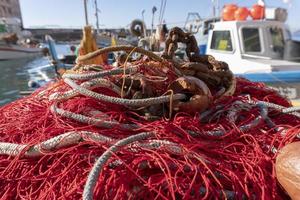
250,4,265,20
222,4,238,21
234,7,249,21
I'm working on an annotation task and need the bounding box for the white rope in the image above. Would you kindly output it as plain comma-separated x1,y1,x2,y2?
282,106,300,114
134,139,183,154
64,78,186,107
49,78,122,101
0,131,114,157
51,104,138,130
254,101,300,118
62,66,139,80
83,132,154,200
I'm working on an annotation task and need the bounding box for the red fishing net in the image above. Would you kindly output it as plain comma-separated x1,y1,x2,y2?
0,62,298,200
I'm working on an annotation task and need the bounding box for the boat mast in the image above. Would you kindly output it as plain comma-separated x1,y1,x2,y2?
84,0,89,25
94,0,100,34
141,9,145,23
212,0,219,17
151,6,157,35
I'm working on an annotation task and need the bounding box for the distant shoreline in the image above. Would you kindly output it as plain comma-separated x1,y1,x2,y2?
293,35,300,41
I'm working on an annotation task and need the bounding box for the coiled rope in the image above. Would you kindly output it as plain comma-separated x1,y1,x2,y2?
49,78,122,101
0,131,187,159
254,100,300,118
62,65,139,80
76,45,163,63
50,104,139,130
0,131,113,157
64,78,186,107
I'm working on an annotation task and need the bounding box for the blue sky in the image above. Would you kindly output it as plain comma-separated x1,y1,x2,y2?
19,0,299,31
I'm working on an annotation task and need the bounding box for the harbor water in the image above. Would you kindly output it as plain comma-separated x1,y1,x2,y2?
0,44,72,106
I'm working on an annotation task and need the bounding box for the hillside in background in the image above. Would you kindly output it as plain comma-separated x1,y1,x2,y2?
294,30,300,35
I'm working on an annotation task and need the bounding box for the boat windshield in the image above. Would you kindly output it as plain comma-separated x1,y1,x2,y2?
210,30,233,51
269,27,285,58
242,28,261,53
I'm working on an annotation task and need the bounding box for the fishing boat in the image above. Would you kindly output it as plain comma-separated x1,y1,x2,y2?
0,17,42,61
25,35,74,90
187,4,300,104
0,43,42,61
26,33,115,91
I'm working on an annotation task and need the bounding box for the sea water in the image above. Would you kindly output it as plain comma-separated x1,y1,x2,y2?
0,44,73,106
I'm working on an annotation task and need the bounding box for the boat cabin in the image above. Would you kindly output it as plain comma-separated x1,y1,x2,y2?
190,6,300,103
205,20,300,74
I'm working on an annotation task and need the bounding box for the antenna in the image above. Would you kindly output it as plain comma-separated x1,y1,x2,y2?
84,0,89,25
158,0,167,25
151,6,157,35
141,9,145,22
94,0,100,34
212,0,219,17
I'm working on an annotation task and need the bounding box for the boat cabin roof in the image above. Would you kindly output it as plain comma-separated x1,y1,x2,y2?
206,19,293,65
212,20,288,30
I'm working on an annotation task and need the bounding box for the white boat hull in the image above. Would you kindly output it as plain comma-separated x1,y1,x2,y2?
0,45,42,61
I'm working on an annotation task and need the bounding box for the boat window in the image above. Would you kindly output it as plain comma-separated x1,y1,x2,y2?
242,28,261,52
210,31,233,51
0,24,6,33
269,27,285,55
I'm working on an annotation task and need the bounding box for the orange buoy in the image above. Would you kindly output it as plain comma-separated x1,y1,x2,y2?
234,7,249,21
276,142,300,199
222,4,238,21
250,4,265,20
